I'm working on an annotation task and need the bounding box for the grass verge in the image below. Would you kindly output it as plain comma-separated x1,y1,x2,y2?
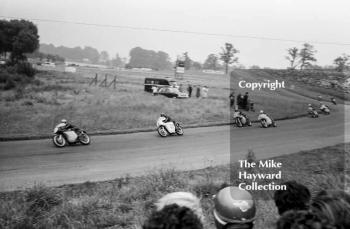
1,68,337,138
0,143,348,229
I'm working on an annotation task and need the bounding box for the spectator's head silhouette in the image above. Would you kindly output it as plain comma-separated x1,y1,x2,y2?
277,210,334,229
274,181,311,215
311,194,350,229
143,204,203,229
155,192,204,223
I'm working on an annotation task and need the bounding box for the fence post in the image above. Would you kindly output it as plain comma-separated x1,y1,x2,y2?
89,73,98,86
99,74,108,87
108,75,117,89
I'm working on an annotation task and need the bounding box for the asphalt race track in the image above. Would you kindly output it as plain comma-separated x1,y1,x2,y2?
0,106,349,191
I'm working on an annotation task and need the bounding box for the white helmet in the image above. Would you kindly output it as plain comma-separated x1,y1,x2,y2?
260,110,264,114
308,104,312,107
61,119,67,124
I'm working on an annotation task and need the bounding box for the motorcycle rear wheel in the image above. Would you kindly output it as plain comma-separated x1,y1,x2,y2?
79,133,91,145
53,135,66,147
157,126,168,137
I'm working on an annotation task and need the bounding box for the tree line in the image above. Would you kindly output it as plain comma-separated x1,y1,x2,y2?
1,19,349,73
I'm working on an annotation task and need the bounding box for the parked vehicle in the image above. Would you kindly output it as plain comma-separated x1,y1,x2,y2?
156,116,184,137
144,78,171,92
52,123,90,147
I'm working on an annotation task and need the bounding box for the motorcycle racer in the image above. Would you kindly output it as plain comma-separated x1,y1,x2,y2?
59,119,80,132
258,110,272,125
319,103,329,112
233,109,250,126
307,104,319,118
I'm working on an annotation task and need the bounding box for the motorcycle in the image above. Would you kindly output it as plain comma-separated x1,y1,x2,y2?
234,115,252,127
156,116,184,137
52,123,91,147
320,106,330,115
308,110,319,118
260,118,277,128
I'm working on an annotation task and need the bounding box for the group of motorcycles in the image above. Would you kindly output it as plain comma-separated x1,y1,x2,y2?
52,116,184,147
308,103,331,118
233,111,277,128
52,102,332,147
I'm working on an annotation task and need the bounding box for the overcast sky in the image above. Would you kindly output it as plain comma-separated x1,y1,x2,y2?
1,0,350,68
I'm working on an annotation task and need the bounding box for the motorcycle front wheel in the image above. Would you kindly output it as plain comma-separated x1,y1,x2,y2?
53,135,66,147
236,118,243,127
157,126,168,137
175,125,184,136
79,133,91,145
261,120,268,128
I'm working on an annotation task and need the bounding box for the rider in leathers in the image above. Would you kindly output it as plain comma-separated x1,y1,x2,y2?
258,110,274,126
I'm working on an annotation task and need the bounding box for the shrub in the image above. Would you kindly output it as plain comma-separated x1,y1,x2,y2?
15,62,36,78
3,78,16,90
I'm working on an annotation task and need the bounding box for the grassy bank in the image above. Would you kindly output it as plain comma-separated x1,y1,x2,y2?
0,143,347,229
0,68,329,137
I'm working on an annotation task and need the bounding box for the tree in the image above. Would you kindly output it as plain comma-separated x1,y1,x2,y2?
203,54,219,70
286,47,299,69
299,43,317,70
111,53,124,67
128,47,171,70
0,19,40,63
250,65,260,69
100,50,110,63
334,54,350,72
183,52,192,70
219,43,239,74
192,61,202,70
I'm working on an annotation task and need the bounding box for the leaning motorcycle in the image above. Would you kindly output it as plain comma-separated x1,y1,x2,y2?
156,117,184,137
235,116,252,127
308,110,319,118
52,123,91,147
320,107,330,115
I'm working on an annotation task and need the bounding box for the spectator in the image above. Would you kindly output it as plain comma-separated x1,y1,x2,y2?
311,194,350,229
229,90,235,107
237,93,242,108
274,181,311,215
152,86,158,95
196,86,201,98
277,210,334,229
213,186,256,229
143,204,203,229
155,192,204,223
202,86,209,98
188,84,193,97
243,92,249,110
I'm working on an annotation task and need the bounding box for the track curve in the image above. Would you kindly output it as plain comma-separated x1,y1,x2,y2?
0,106,348,191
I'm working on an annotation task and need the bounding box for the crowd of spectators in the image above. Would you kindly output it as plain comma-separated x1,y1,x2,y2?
142,181,350,229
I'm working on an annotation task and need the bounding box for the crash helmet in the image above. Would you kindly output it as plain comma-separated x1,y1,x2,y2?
259,110,264,114
308,104,312,107
61,119,67,124
160,113,166,117
213,186,256,229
